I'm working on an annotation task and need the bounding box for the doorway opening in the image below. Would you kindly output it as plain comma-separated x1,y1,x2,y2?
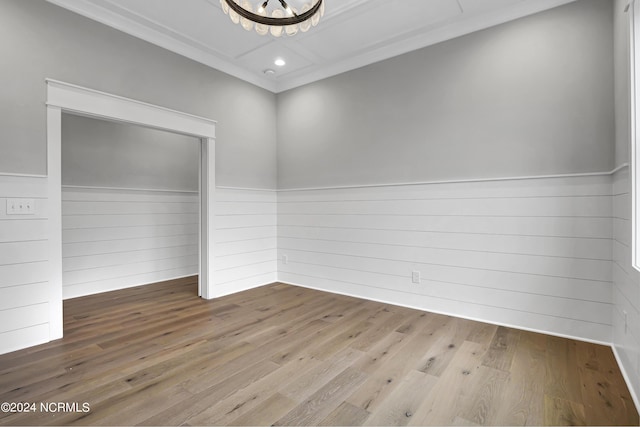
46,79,216,340
60,113,202,300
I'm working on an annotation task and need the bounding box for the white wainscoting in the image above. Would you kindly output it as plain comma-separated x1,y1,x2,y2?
0,173,622,360
62,186,278,299
0,175,50,355
214,188,277,296
278,174,614,343
612,166,640,403
62,186,200,298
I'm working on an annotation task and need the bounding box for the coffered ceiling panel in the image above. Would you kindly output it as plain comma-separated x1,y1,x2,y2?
46,0,578,93
235,43,315,79
296,0,463,62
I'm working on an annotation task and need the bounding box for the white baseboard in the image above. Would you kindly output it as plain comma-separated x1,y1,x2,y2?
277,279,612,347
611,344,640,416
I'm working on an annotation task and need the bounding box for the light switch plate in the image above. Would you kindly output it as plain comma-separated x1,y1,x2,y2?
6,198,35,215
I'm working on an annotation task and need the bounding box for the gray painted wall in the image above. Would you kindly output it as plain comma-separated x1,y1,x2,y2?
615,0,631,166
0,0,277,189
62,114,200,192
276,0,614,189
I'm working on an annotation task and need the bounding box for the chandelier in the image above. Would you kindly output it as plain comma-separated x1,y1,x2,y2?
220,0,324,37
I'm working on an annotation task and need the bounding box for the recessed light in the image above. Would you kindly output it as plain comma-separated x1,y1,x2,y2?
274,58,286,67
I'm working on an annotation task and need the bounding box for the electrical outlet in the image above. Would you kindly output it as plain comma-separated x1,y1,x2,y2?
411,271,420,284
623,310,628,334
282,254,288,265
6,198,35,215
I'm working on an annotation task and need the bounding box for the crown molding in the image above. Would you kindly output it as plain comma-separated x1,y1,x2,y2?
47,0,578,94
45,0,278,92
274,0,579,92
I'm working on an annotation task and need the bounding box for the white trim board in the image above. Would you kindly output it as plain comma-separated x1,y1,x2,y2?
46,79,216,342
62,184,199,194
631,0,640,275
46,79,216,136
278,164,628,192
0,172,48,178
216,186,278,192
278,279,612,346
612,344,640,417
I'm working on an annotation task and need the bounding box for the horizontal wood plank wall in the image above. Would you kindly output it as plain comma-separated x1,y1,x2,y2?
278,175,614,343
612,167,640,402
214,188,277,296
62,187,199,299
0,175,50,355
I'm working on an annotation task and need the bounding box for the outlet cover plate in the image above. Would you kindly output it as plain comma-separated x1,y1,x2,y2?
412,271,420,284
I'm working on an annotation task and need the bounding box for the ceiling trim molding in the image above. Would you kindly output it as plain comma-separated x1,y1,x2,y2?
274,0,579,92
45,0,278,91
47,0,579,94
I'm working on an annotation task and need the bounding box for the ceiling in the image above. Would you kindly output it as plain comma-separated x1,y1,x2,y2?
46,0,577,93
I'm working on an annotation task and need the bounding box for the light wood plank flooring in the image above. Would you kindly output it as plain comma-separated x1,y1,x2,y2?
0,276,637,426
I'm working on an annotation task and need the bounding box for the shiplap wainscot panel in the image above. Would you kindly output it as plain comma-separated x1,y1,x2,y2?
278,174,614,343
62,186,199,298
62,186,278,299
0,175,50,355
612,166,640,400
214,188,277,296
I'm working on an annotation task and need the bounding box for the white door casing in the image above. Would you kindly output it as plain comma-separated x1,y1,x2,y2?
46,79,216,339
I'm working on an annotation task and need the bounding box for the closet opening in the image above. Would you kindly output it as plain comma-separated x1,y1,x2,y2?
46,79,216,340
60,114,202,301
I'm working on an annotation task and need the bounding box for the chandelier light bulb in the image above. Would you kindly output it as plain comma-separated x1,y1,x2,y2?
311,6,320,26
285,22,298,35
255,5,269,35
229,8,240,24
240,0,254,30
270,8,284,37
299,3,311,32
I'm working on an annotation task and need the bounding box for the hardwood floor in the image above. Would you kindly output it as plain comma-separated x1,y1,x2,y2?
0,276,637,426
